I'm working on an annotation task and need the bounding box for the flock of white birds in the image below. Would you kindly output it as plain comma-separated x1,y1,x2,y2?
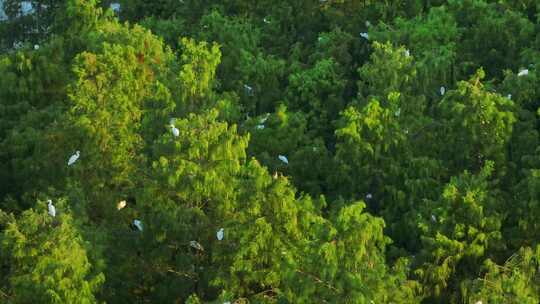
40,22,532,301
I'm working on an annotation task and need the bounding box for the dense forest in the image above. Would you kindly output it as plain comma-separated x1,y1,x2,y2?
1,0,540,303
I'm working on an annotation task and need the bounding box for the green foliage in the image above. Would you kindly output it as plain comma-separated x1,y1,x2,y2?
436,69,516,174
0,199,104,303
463,246,540,304
3,0,540,302
416,162,504,302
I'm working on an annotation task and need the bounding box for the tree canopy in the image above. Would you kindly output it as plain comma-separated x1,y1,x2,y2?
1,0,540,303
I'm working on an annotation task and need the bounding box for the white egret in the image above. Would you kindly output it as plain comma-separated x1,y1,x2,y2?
255,124,265,130
507,94,512,100
21,1,34,16
171,125,180,137
404,49,410,57
518,69,529,77
365,193,372,200
190,241,204,251
244,84,253,94
217,228,224,241
360,32,369,40
278,155,288,164
110,2,121,13
440,86,446,96
13,41,24,49
260,113,270,124
133,219,143,232
47,199,56,217
117,200,126,210
431,214,437,222
34,44,39,50
68,151,80,166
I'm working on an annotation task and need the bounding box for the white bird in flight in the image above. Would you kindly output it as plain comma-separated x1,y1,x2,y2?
278,155,288,164
440,86,446,96
360,32,369,40
217,228,224,241
117,200,126,210
518,69,529,77
190,240,204,251
171,124,180,137
133,219,143,232
47,199,56,217
68,151,80,166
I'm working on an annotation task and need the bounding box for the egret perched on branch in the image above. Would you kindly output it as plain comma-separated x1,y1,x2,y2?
190,241,204,251
117,200,126,210
440,86,446,96
133,219,143,232
47,200,56,217
404,49,410,57
518,69,529,77
260,113,270,124
68,151,80,166
217,228,224,241
360,32,369,40
278,155,288,164
431,214,437,222
170,124,180,137
244,84,253,95
110,2,121,13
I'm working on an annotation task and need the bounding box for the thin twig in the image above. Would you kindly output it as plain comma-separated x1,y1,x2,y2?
296,269,339,292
